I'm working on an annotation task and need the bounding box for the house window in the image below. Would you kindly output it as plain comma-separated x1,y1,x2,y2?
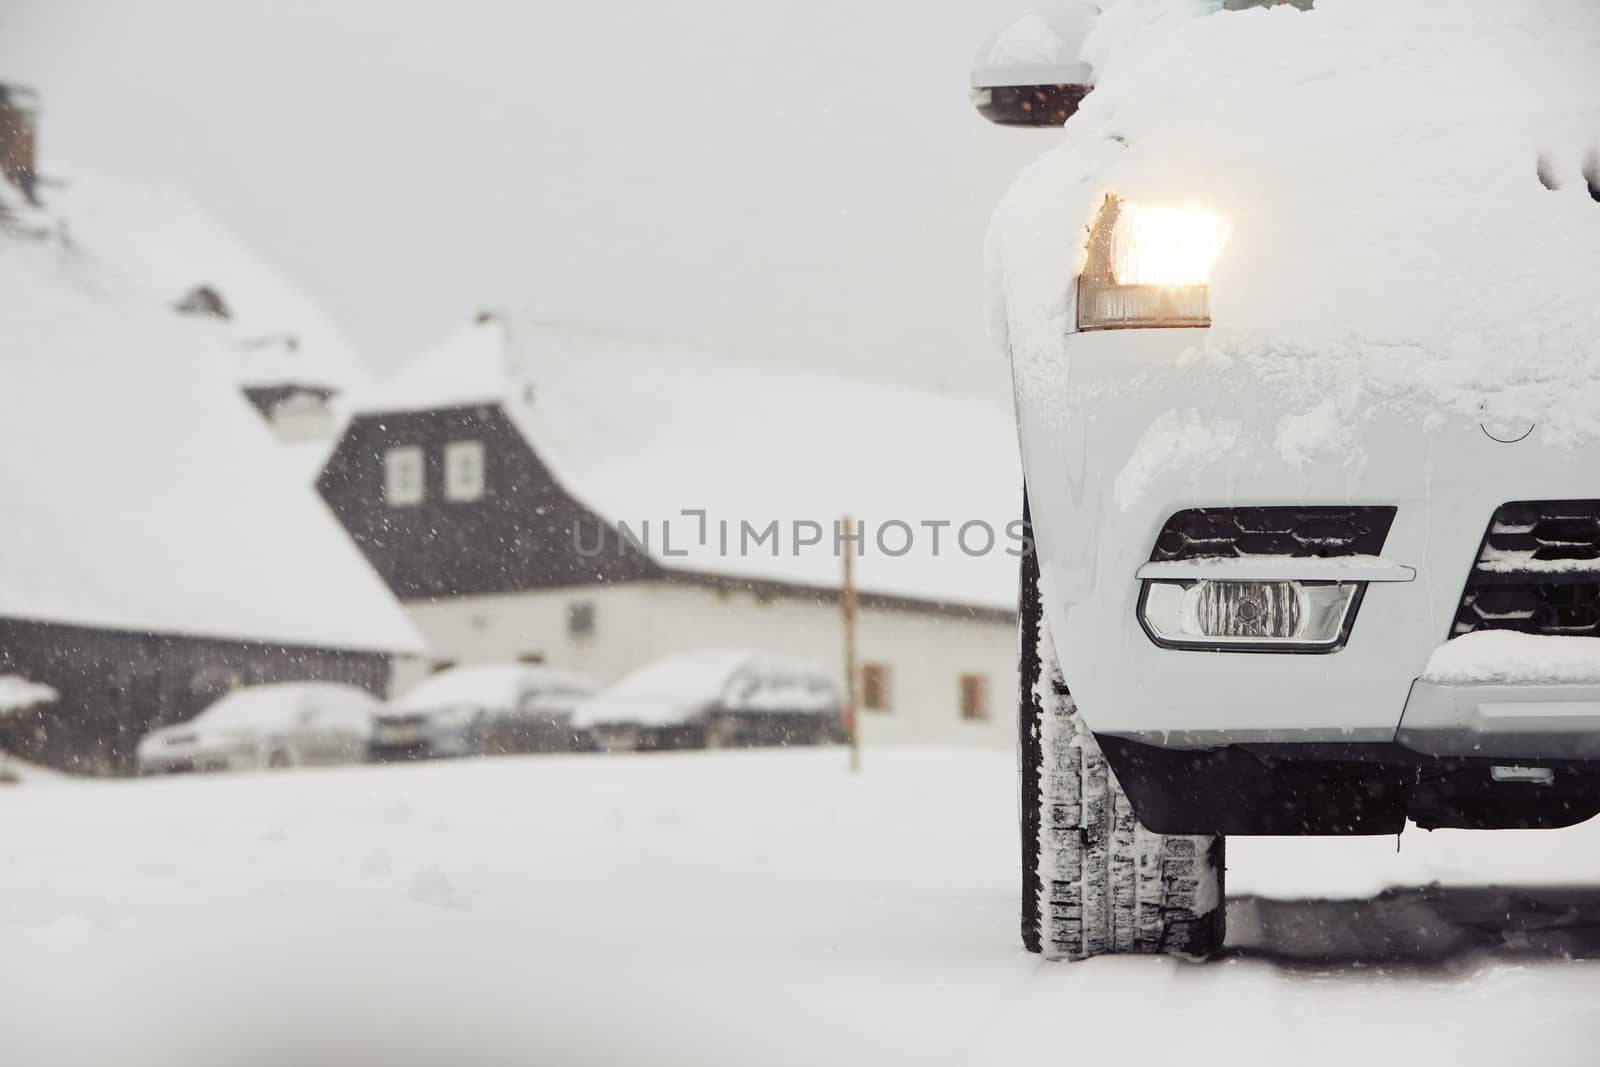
861,663,890,711
568,601,596,638
384,446,425,506
445,440,486,501
960,674,989,722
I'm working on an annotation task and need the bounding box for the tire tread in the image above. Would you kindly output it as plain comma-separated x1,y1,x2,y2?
1018,498,1225,961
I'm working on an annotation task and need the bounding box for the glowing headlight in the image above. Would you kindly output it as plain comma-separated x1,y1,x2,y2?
1138,579,1362,652
1078,197,1229,330
1111,204,1229,286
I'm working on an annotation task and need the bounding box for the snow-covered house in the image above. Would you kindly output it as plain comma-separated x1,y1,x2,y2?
319,314,1023,747
38,156,371,443
0,107,423,774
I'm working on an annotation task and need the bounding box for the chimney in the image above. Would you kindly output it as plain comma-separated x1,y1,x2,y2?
0,83,39,202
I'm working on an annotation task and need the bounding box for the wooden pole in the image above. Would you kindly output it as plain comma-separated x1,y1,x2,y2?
841,515,861,773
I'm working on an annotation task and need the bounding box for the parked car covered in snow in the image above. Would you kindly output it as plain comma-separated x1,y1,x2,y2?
573,649,845,751
370,664,598,760
136,682,379,774
978,0,1600,961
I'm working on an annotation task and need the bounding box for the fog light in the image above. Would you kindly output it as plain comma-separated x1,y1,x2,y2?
1186,580,1302,639
1139,579,1363,652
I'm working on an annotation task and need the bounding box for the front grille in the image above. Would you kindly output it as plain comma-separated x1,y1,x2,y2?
1149,506,1397,562
1454,501,1600,638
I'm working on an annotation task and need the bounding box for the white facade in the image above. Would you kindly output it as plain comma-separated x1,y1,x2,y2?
394,581,1018,749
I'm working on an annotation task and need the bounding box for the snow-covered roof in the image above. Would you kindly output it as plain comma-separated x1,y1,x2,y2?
988,0,1600,463
360,312,512,413
362,316,1023,612
280,433,346,487
390,663,598,712
0,232,425,655
37,161,370,392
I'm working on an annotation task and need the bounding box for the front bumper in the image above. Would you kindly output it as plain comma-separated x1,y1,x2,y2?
1016,327,1600,759
369,721,481,760
1400,681,1600,760
138,750,241,775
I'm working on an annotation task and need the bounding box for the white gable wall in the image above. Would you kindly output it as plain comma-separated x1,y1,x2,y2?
395,581,1018,749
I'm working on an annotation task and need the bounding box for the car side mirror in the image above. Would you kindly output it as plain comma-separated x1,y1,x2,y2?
971,1,1099,128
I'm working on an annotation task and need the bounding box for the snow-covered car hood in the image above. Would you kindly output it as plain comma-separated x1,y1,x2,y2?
137,721,250,759
989,0,1600,467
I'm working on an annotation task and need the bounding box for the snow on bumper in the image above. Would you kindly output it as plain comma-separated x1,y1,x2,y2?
1017,328,1600,754
1398,632,1600,759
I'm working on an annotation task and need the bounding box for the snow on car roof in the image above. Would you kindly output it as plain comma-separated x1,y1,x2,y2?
197,682,378,727
361,315,1023,612
0,235,424,654
391,663,598,711
39,161,369,392
596,648,762,700
571,648,836,728
988,0,1600,470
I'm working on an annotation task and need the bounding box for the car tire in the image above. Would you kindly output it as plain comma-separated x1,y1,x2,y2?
266,747,294,770
1019,495,1226,961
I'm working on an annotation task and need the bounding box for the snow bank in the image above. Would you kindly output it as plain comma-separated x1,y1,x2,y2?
990,0,1600,463
2,750,1599,1065
1423,630,1600,686
0,755,64,785
362,316,1023,611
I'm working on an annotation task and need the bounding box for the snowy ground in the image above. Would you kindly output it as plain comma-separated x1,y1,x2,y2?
3,748,1599,1066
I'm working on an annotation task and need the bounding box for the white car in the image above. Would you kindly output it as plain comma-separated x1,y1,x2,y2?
136,682,379,774
572,649,845,752
371,664,599,760
978,1,1600,960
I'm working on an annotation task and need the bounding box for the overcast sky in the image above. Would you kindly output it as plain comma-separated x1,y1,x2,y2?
1,0,1053,395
